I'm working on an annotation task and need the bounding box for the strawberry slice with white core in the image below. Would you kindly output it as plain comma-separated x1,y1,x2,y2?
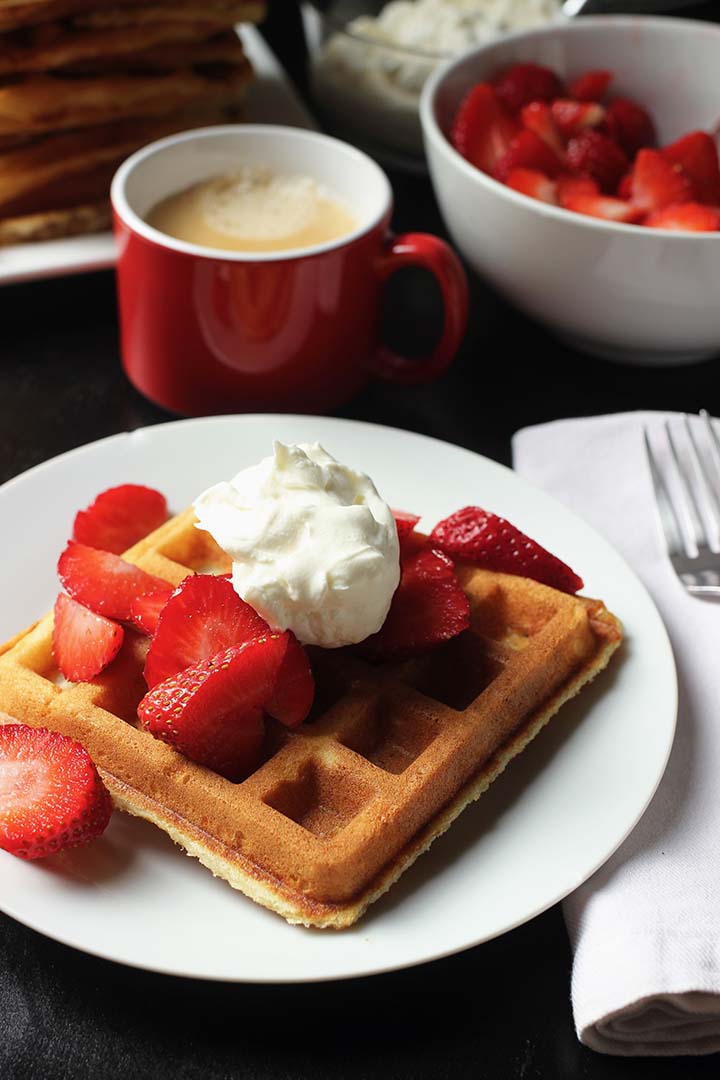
73,484,168,555
144,574,314,727
53,593,124,682
0,724,112,860
138,637,289,781
430,507,583,594
144,574,270,689
58,541,170,622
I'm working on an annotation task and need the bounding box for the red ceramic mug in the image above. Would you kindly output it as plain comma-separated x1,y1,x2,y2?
111,125,468,415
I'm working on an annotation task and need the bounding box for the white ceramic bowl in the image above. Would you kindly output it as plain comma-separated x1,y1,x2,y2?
420,16,720,366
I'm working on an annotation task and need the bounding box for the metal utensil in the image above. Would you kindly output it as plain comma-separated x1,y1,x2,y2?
644,411,720,597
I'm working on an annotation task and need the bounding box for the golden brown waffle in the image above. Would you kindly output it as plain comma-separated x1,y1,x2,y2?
0,23,251,75
0,0,264,33
0,509,622,928
0,104,245,221
0,55,251,138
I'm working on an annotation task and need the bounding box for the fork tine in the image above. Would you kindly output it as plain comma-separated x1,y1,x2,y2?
665,418,708,553
683,413,720,546
643,426,688,558
700,410,720,487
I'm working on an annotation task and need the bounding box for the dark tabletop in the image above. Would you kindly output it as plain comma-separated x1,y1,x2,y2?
2,4,720,1078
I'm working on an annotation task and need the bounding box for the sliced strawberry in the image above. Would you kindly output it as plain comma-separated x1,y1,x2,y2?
265,635,314,728
662,132,720,205
629,148,693,213
392,509,421,539
144,573,269,689
645,202,720,232
52,593,124,682
358,547,469,661
557,174,600,205
495,129,564,181
127,583,174,636
58,541,169,622
551,99,606,138
138,637,289,781
565,130,629,193
73,484,168,555
0,724,112,860
562,193,643,224
617,172,633,200
606,97,656,156
450,83,519,175
506,168,557,204
493,63,563,114
569,70,612,103
430,507,583,594
520,102,565,156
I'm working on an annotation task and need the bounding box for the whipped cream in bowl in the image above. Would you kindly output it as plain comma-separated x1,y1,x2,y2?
193,442,401,648
308,0,567,161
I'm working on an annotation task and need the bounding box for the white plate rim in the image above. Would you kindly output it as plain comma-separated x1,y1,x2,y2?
0,414,677,982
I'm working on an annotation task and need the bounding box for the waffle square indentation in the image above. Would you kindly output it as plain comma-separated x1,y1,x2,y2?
263,760,374,839
403,630,505,711
341,691,445,774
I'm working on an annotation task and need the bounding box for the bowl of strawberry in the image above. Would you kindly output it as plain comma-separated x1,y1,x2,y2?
420,16,720,365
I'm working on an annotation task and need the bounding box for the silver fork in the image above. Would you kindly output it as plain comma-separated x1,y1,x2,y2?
644,411,720,597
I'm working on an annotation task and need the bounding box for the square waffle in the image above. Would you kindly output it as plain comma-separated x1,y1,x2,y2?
0,508,622,928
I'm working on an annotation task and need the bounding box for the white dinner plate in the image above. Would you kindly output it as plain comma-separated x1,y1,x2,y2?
0,415,676,982
0,26,318,286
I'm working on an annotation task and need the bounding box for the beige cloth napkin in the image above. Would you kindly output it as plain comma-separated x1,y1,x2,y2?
513,411,720,1057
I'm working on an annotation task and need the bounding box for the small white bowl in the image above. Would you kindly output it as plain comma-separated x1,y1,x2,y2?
420,16,720,366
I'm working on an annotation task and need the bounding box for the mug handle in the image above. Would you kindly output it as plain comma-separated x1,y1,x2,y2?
373,232,469,384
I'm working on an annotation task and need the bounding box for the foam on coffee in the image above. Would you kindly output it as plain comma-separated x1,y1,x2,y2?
146,167,358,253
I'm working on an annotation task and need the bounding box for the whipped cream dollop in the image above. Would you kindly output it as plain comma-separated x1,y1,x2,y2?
192,442,400,648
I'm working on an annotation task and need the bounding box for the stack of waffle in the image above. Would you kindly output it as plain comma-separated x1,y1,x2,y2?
0,0,265,244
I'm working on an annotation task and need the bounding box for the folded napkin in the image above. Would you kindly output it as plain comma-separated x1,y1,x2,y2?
513,411,720,1058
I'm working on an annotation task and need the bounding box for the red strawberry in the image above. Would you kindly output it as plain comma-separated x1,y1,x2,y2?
562,193,643,224
450,83,519,175
569,70,612,103
606,97,656,156
617,172,633,200
645,202,720,232
662,132,720,205
144,574,314,727
551,99,606,138
493,63,563,114
127,583,174,636
495,129,564,181
359,547,469,660
52,593,124,682
0,724,112,860
144,574,269,689
138,637,289,781
520,102,565,156
566,130,629,193
430,507,583,594
629,148,693,213
73,484,168,555
557,174,600,205
392,509,421,538
58,541,169,622
506,168,557,205
265,636,314,728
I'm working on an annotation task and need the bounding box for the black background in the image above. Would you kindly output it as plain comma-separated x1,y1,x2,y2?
2,3,720,1077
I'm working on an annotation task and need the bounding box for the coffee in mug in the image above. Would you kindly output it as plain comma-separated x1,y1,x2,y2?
146,167,358,253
